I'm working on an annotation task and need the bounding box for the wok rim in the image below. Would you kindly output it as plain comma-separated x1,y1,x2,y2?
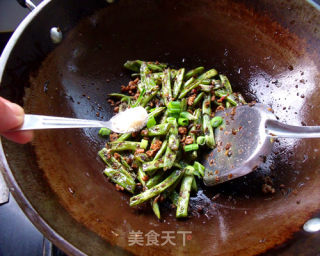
0,0,51,81
0,139,86,256
0,0,87,255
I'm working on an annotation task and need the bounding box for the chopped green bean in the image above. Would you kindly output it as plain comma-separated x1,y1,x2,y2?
178,117,189,126
145,123,171,136
184,144,199,152
196,136,206,146
176,174,193,218
147,116,157,128
210,116,224,128
99,60,244,219
130,169,184,206
173,68,185,99
98,128,111,137
103,168,136,194
185,67,205,80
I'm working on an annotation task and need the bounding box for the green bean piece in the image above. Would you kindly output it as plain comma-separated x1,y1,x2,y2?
168,135,179,151
115,133,131,142
107,155,136,181
188,108,201,159
160,110,169,124
184,144,199,152
141,88,159,107
151,198,161,219
98,148,110,165
124,60,167,72
103,168,136,194
108,141,143,152
193,161,205,177
118,154,133,172
108,93,132,103
184,165,196,175
134,153,150,163
215,89,238,106
124,60,141,72
211,116,224,128
132,88,145,107
151,72,164,80
238,93,247,104
143,159,164,172
169,190,179,207
226,94,238,106
137,167,147,187
192,92,205,107
180,98,187,112
154,140,168,161
176,174,193,218
199,84,213,92
173,68,185,98
171,69,178,79
98,128,111,137
185,67,205,80
196,136,206,146
164,119,179,170
139,62,149,91
147,116,157,128
203,114,215,148
178,118,189,126
141,62,158,92
179,69,218,99
220,74,233,94
148,107,165,119
197,68,218,80
164,136,178,170
130,169,184,206
202,94,212,116
201,79,212,85
162,69,172,106
183,77,195,89
167,101,181,119
191,176,198,192
180,111,196,120
146,171,166,189
146,123,171,136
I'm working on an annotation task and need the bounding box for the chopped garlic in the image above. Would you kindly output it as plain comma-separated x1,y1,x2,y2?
111,107,148,133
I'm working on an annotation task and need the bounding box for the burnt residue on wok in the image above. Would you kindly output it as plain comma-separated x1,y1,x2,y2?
1,0,320,255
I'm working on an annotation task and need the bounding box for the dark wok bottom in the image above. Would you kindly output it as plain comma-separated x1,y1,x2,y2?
3,0,320,255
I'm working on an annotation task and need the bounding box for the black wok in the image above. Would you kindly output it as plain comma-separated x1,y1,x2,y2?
1,0,320,255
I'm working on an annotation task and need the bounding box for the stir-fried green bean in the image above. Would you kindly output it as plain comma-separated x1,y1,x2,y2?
130,169,184,206
176,174,193,218
98,60,246,219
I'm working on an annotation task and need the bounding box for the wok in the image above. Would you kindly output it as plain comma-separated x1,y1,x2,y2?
1,0,320,255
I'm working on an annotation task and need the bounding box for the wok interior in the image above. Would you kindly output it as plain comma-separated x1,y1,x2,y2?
1,0,320,255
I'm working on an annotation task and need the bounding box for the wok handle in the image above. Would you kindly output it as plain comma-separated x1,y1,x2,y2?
266,119,320,138
16,0,36,11
12,114,112,131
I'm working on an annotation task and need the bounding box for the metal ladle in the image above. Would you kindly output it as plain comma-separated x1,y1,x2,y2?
203,103,320,186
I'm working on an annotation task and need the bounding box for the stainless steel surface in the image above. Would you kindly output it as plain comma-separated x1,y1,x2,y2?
13,108,147,133
204,103,320,186
16,114,114,131
266,119,320,138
